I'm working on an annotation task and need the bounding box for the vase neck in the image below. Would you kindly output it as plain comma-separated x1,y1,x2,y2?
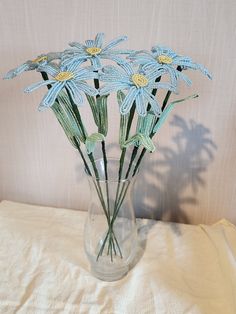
85,158,138,183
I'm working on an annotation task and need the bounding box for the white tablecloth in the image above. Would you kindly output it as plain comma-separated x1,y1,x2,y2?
0,200,236,314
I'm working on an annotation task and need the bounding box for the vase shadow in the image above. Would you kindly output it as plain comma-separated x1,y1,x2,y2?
129,219,158,270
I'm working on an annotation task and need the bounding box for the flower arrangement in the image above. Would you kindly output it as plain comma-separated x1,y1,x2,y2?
4,33,211,264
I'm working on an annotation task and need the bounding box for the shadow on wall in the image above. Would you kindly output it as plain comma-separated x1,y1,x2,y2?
134,115,217,223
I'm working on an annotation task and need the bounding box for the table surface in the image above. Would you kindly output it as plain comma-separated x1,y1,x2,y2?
0,200,236,314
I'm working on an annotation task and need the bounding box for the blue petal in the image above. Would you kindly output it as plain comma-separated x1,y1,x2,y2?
38,64,59,77
196,64,212,79
129,52,154,65
151,45,164,55
120,86,139,115
99,82,130,95
66,81,84,105
63,48,76,55
174,57,212,80
129,50,149,57
24,80,56,93
62,55,88,68
90,56,102,70
143,90,161,116
145,66,167,81
85,40,96,47
39,81,64,109
100,65,119,75
100,66,130,83
172,57,195,67
69,42,86,51
135,90,147,116
109,49,135,55
66,60,84,72
47,52,62,61
75,81,98,96
74,67,98,80
178,71,192,85
152,46,177,58
155,82,177,93
118,62,134,76
102,36,127,52
141,61,161,72
4,63,30,79
101,53,128,64
95,33,105,48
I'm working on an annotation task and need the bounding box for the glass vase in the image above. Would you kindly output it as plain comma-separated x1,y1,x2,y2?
84,158,137,281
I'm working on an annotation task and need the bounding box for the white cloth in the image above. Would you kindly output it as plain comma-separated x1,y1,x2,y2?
0,200,236,314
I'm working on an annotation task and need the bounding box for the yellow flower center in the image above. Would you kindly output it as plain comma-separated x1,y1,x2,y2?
32,55,47,63
132,74,149,87
157,55,173,64
55,71,74,81
86,47,102,56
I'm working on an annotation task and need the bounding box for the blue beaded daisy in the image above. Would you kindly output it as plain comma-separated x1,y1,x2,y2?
24,62,98,110
99,63,175,116
62,33,131,71
4,52,61,79
129,46,212,88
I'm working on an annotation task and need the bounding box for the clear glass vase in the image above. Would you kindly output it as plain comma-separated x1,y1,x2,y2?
84,158,137,281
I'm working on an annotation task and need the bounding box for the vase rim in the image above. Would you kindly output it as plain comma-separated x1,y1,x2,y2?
84,157,139,183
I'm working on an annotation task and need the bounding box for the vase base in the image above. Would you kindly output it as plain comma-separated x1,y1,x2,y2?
90,262,129,281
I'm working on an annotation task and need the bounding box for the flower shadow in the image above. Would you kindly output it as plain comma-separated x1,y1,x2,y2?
134,114,217,226
128,115,217,266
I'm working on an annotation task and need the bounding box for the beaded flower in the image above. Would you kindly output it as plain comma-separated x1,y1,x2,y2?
4,52,61,79
129,45,212,88
62,33,131,70
99,63,175,116
24,62,98,110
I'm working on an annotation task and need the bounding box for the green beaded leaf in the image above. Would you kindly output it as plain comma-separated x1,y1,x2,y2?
117,90,129,147
86,94,108,136
86,95,100,126
51,92,84,148
97,95,108,136
123,133,155,152
136,111,156,136
117,90,126,107
55,91,87,143
153,94,198,133
85,132,105,154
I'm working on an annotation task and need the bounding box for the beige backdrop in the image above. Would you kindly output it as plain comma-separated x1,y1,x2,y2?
0,0,235,224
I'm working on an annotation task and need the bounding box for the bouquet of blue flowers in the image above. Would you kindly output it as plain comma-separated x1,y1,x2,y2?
5,33,211,263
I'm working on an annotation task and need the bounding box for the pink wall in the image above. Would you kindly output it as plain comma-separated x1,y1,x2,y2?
0,0,235,224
